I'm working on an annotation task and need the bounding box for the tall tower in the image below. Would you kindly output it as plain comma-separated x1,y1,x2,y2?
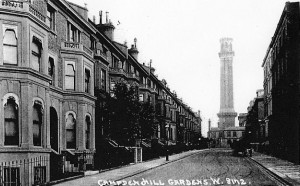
217,38,237,129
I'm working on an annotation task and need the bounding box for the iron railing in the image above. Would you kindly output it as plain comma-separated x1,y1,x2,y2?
0,156,49,186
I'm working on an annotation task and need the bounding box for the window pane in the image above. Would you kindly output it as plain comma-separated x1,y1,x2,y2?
66,114,75,129
4,30,17,45
66,114,75,148
32,107,39,121
66,64,74,75
5,121,17,136
85,116,90,148
48,58,54,76
3,45,17,64
33,106,42,146
4,102,16,119
32,42,39,54
32,54,40,71
4,99,18,145
65,76,74,90
85,69,90,93
66,131,75,148
33,123,41,138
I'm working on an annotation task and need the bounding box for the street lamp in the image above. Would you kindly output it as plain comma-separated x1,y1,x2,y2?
165,123,170,161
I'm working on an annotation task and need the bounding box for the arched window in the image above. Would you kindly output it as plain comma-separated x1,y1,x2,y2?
31,37,42,72
66,113,76,149
4,97,18,145
3,29,17,65
33,102,43,146
65,63,75,90
85,115,91,149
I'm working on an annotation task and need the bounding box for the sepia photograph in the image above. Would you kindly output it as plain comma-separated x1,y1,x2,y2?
0,0,299,185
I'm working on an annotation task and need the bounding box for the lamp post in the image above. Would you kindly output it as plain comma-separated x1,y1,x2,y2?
165,123,170,161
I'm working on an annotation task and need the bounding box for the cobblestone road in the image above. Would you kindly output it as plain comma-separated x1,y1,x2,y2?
120,149,277,186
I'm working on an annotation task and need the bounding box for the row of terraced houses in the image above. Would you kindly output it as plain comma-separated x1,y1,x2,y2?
241,2,300,165
0,0,202,185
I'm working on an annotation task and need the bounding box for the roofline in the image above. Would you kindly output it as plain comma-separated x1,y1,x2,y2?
262,2,295,67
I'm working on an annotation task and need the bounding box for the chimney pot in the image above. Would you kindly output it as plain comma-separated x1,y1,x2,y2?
106,11,109,23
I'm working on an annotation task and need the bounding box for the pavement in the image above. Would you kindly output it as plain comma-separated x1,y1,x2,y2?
250,151,300,185
53,149,300,186
54,149,207,186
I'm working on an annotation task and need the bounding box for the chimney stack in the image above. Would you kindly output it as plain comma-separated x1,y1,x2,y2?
106,11,109,23
96,10,115,40
129,38,139,61
99,11,102,24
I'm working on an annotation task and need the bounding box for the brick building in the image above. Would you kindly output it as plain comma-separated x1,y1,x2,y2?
245,89,265,151
0,0,202,184
262,2,300,164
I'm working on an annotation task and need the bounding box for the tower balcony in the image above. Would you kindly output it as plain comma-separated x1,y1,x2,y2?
219,51,235,58
217,111,237,117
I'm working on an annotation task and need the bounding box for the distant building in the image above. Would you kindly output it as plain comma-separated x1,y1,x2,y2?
245,89,265,151
262,2,300,164
238,113,247,127
208,127,245,147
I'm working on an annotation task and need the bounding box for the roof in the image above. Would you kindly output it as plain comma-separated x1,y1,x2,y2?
209,126,245,131
224,126,245,131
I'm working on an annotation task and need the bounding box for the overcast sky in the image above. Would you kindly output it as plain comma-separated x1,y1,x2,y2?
69,0,291,137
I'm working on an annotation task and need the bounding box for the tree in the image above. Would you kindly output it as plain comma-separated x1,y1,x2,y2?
139,100,156,140
108,81,140,146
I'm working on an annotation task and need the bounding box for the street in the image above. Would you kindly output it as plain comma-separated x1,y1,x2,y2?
116,149,277,186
